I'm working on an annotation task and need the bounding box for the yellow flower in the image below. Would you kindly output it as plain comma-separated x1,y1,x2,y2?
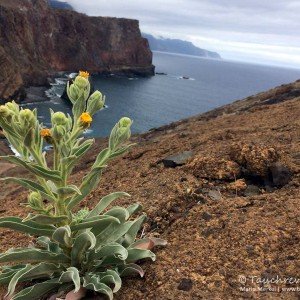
79,112,93,128
40,128,52,138
79,71,90,79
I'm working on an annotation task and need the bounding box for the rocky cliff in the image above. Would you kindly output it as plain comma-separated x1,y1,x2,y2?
0,0,154,101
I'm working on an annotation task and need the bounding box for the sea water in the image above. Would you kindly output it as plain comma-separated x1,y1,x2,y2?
25,52,300,137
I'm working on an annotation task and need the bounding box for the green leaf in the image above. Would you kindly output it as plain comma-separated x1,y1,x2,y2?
0,217,55,236
83,275,113,300
64,139,94,176
52,226,72,247
1,177,56,202
90,243,128,262
86,192,130,219
92,148,110,169
94,221,134,248
97,270,122,293
118,263,145,278
71,231,96,267
67,166,105,210
7,263,64,297
36,236,62,254
109,143,135,158
29,165,62,183
46,180,58,193
0,119,20,139
72,139,94,158
57,185,82,197
59,267,81,292
122,215,147,247
104,206,130,223
23,214,68,225
0,156,62,182
23,128,34,147
127,249,156,263
126,203,142,217
0,248,70,264
72,90,86,120
0,265,26,284
70,215,120,232
108,123,119,151
12,278,61,300
67,81,76,104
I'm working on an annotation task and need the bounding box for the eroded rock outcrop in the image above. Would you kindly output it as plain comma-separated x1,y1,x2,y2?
0,0,154,101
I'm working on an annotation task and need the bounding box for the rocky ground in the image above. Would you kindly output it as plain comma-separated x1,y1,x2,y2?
0,80,300,299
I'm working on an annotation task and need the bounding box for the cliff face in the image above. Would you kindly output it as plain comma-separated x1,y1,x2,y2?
0,0,154,101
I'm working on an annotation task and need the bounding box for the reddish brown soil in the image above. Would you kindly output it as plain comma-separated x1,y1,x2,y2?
0,80,300,299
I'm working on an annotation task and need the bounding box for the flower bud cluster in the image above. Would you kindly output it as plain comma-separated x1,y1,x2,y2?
67,71,105,130
0,101,37,138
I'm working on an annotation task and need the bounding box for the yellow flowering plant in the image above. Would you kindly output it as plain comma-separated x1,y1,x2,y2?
0,73,166,299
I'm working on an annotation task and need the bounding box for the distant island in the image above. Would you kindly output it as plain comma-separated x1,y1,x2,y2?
143,33,221,59
48,0,73,10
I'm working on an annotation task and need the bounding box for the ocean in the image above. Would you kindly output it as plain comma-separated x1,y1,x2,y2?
25,52,300,137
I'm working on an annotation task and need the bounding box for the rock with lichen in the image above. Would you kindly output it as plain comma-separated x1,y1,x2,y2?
230,143,279,177
187,156,241,180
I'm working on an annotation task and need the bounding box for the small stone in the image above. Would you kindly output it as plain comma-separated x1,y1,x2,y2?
201,212,212,221
246,245,256,257
177,278,193,291
201,227,215,237
162,151,194,168
269,162,292,187
208,189,222,201
244,185,261,196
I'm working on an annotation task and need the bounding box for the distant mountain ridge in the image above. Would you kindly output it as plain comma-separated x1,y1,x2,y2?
48,0,73,10
143,33,221,59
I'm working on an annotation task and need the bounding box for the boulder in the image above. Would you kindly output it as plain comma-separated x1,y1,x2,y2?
269,162,292,187
162,151,194,168
230,143,279,177
177,278,193,291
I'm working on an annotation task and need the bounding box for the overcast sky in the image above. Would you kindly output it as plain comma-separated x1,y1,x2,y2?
67,0,300,69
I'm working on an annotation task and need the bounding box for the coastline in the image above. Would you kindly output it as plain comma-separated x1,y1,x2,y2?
19,67,155,104
0,80,300,299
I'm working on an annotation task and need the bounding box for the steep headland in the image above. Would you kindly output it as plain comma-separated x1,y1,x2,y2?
143,33,221,59
0,0,154,101
0,80,299,299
